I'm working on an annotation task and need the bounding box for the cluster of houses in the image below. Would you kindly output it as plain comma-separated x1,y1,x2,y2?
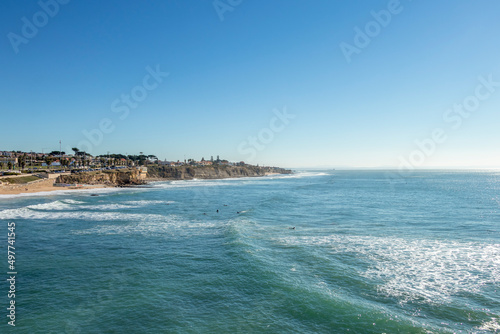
0,151,247,170
159,156,246,167
0,150,134,170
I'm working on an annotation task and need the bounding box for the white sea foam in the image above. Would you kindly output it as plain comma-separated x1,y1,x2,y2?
0,186,140,200
0,189,83,199
0,196,181,219
87,204,136,210
150,179,239,189
477,317,500,332
0,206,164,222
274,234,500,305
89,200,175,210
14,199,175,213
27,200,72,211
61,199,85,204
22,200,134,211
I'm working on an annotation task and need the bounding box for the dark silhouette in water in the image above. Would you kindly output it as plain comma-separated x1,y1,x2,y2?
289,227,295,230
217,209,219,213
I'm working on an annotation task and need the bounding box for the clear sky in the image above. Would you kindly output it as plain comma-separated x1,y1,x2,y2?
1,0,500,168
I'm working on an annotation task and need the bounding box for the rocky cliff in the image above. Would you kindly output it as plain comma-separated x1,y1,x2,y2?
56,169,145,186
146,165,292,180
55,166,292,186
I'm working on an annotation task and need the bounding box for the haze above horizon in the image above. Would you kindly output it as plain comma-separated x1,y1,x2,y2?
1,0,500,168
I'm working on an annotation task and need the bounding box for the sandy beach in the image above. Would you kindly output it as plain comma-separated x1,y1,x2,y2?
0,178,109,196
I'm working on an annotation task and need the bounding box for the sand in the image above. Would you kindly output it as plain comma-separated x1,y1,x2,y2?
0,178,109,195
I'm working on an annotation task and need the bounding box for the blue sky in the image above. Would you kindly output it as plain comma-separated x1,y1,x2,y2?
1,0,500,168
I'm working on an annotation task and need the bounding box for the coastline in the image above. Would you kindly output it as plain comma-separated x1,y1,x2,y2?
0,170,291,197
0,178,110,196
146,165,292,180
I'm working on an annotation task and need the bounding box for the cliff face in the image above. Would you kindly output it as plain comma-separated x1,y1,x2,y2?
56,169,145,186
147,165,292,180
55,166,292,185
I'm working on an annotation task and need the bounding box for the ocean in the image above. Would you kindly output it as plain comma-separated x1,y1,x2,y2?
0,170,499,333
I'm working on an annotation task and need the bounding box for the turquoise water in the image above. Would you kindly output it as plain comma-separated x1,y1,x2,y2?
1,170,499,333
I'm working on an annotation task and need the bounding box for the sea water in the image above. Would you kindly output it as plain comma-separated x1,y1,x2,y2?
0,170,499,333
